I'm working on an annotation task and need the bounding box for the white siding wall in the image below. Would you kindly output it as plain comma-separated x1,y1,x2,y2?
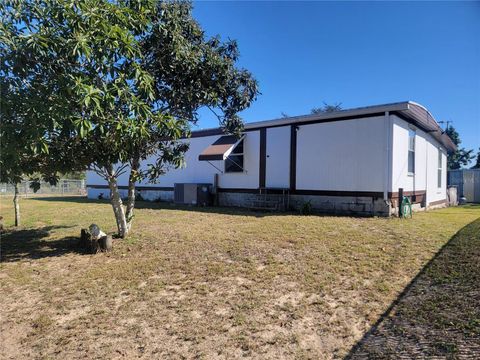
87,114,448,207
221,130,260,188
391,117,426,192
391,115,447,204
87,131,260,189
295,116,387,192
426,136,448,205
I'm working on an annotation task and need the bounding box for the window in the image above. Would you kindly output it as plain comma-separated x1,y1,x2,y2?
408,129,415,174
225,139,244,173
437,148,442,188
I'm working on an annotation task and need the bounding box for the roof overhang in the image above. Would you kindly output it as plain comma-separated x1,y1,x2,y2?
198,135,244,161
392,102,457,153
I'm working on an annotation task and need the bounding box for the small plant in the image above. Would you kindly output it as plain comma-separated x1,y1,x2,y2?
301,200,313,215
98,192,104,200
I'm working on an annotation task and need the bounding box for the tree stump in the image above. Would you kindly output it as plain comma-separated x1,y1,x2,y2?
80,227,112,253
98,235,113,252
80,228,98,253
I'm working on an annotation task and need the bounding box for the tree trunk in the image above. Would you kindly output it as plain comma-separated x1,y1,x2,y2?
125,157,139,233
13,183,20,227
107,174,128,238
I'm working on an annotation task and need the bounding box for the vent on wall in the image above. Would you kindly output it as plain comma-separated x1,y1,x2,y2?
174,183,213,206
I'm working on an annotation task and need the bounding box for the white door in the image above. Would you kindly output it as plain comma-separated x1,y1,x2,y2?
265,126,291,188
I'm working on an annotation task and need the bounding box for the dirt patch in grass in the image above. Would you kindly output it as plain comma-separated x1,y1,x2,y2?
0,198,479,359
348,215,480,359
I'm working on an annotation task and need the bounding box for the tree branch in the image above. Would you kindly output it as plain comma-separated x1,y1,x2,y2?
113,163,129,178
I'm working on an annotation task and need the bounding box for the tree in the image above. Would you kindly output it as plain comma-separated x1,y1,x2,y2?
0,123,32,227
0,96,47,227
445,126,474,170
1,68,24,226
1,1,69,226
471,148,480,169
311,102,342,114
2,1,258,238
0,82,59,227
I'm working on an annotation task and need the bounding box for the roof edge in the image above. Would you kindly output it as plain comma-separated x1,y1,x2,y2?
190,101,457,152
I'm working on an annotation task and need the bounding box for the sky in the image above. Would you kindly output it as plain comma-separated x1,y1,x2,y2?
191,1,480,155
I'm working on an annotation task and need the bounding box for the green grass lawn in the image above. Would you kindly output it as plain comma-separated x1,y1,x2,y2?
1,197,479,359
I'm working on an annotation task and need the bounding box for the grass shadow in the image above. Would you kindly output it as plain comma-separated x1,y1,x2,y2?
0,225,84,262
24,196,93,204
346,217,480,359
30,196,380,218
30,196,301,217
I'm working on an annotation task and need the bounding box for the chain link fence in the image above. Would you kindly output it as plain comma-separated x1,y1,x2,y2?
0,180,86,197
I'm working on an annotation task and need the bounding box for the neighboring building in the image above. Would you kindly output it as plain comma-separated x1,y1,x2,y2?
448,169,480,203
87,101,456,216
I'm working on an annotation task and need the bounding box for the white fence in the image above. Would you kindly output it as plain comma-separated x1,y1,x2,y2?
0,180,86,197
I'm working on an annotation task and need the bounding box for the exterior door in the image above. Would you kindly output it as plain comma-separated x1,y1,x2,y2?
265,126,290,188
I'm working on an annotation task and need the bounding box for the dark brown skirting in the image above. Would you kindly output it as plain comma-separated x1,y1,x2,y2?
389,190,426,205
429,199,447,206
217,188,384,198
87,185,432,204
293,189,384,198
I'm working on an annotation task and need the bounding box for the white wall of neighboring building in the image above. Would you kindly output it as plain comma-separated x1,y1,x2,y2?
86,164,131,187
390,115,447,204
295,116,387,192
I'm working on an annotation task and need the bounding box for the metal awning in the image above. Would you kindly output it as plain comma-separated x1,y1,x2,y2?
198,135,244,161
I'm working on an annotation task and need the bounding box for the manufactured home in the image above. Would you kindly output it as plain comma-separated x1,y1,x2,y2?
87,101,456,216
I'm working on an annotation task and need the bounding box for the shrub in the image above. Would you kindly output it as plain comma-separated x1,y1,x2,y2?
301,200,313,215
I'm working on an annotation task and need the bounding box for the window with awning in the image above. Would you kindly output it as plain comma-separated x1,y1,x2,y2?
225,139,244,173
198,135,245,172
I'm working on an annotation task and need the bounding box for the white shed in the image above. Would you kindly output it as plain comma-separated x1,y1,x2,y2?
86,101,456,216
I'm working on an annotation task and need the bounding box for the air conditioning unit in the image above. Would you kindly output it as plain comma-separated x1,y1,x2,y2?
174,183,213,206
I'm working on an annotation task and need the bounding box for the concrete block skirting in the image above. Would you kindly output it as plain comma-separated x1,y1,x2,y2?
215,192,391,217
427,200,447,210
87,187,407,217
390,202,424,216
